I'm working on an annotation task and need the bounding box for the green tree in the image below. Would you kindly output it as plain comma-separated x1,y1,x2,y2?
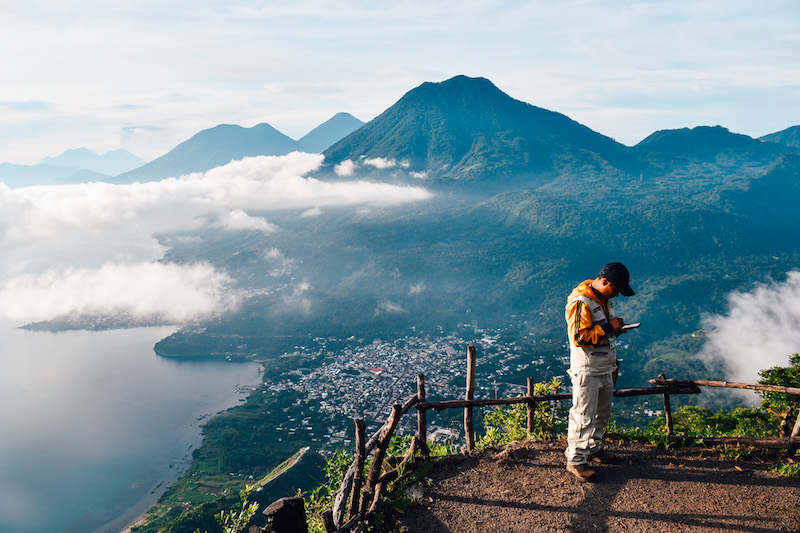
758,353,800,436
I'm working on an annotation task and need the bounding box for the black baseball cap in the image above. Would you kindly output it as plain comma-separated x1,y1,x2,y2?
599,262,634,297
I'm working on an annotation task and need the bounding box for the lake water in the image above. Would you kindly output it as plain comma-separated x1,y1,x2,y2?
0,322,262,533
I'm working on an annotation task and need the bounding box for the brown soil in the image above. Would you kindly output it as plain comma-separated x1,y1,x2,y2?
393,440,800,532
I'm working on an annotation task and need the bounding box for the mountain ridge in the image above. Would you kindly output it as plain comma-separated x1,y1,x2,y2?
635,125,794,164
760,125,800,150
322,75,652,189
297,112,364,153
112,122,301,183
39,147,145,175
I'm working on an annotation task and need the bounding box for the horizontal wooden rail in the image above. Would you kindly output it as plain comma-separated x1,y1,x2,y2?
650,377,800,396
418,385,700,412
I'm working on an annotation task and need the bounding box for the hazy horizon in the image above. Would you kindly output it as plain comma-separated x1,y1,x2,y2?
1,1,798,165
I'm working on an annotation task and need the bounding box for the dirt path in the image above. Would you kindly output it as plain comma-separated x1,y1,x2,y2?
395,441,800,532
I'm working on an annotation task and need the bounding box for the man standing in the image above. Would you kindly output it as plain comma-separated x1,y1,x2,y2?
564,262,635,481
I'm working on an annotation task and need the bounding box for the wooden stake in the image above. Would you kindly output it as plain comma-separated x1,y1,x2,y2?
663,393,674,436
347,419,366,522
360,404,402,516
464,345,476,451
526,377,535,438
321,509,335,533
417,374,430,455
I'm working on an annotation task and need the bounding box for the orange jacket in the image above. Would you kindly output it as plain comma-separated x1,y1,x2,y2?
565,279,615,348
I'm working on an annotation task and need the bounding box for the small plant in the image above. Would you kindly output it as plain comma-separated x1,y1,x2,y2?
771,459,800,478
607,423,677,449
193,487,259,533
715,445,752,461
306,449,353,533
478,377,565,447
215,487,260,533
428,439,460,457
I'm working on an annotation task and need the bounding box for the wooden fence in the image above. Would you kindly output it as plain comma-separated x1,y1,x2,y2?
261,345,800,533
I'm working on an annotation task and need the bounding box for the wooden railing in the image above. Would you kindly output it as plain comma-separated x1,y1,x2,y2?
261,345,800,533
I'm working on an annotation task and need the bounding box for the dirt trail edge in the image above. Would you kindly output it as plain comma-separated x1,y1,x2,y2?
395,441,800,532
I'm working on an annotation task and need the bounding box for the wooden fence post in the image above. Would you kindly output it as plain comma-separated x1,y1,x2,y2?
464,345,477,451
321,510,335,533
792,410,800,439
526,377,535,438
417,374,430,455
360,404,402,516
790,410,800,456
263,496,309,533
347,418,366,521
663,393,674,436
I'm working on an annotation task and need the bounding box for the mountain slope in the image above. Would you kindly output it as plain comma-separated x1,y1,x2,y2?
298,112,364,153
635,125,792,164
323,75,645,188
760,125,800,151
113,123,301,182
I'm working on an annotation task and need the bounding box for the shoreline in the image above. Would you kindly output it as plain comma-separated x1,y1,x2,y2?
101,363,265,533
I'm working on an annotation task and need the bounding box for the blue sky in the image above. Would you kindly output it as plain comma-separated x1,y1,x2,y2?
1,0,799,164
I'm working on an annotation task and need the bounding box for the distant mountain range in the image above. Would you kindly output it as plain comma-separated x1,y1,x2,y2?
112,113,364,183
0,148,145,187
39,147,146,175
0,113,364,187
5,80,797,189
322,76,799,192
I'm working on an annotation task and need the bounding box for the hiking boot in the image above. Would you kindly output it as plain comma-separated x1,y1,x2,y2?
566,463,597,482
589,450,617,464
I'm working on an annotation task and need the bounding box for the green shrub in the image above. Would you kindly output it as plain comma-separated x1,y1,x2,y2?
758,353,800,436
478,377,565,447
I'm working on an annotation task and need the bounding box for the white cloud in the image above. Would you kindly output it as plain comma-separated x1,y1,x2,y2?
376,300,406,314
213,209,277,233
363,157,409,169
281,281,313,315
300,207,323,218
334,160,356,176
699,271,800,386
0,262,237,324
0,153,431,249
0,153,432,325
263,248,283,260
409,282,426,296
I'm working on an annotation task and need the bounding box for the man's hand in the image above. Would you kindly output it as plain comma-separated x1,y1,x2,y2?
610,317,625,333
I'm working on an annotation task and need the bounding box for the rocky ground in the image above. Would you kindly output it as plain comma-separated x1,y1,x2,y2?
393,440,800,532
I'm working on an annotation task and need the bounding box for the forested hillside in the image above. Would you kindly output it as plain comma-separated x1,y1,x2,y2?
152,76,800,392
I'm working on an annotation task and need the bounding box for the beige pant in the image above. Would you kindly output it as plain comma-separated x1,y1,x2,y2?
565,371,614,465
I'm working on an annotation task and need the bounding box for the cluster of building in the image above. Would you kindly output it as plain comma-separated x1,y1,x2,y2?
261,326,560,453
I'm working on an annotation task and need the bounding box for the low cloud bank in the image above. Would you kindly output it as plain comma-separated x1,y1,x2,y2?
1,152,431,246
0,262,236,324
0,153,432,325
699,271,800,384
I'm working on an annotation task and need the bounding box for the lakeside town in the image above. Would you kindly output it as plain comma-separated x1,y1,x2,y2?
259,325,560,454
